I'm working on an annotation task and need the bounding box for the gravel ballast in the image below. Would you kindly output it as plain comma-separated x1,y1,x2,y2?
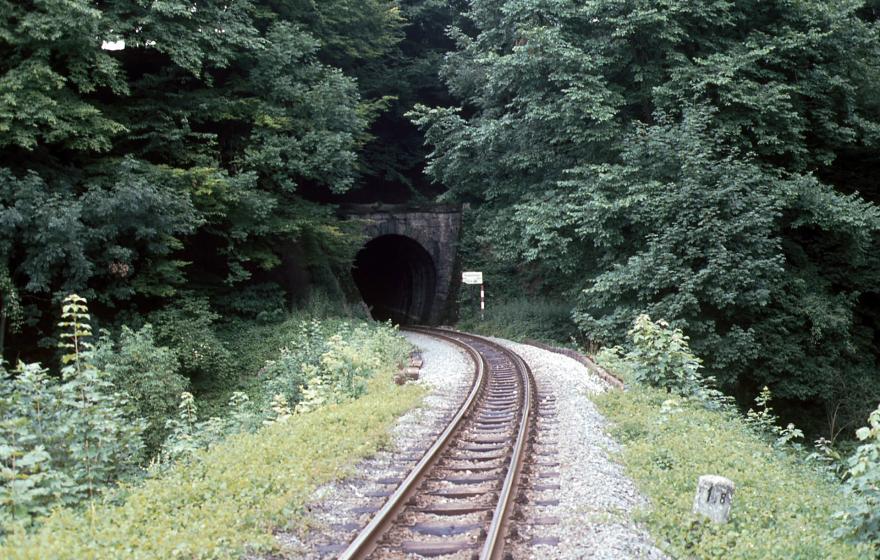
492,337,668,560
273,331,666,559
273,331,474,559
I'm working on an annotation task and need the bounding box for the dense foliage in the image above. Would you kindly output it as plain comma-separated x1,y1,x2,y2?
6,1,880,553
0,0,422,362
457,296,578,344
415,0,880,432
0,293,412,534
837,403,880,546
597,314,872,557
0,353,420,559
0,296,145,530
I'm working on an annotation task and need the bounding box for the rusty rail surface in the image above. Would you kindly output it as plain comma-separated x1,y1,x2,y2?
338,328,536,560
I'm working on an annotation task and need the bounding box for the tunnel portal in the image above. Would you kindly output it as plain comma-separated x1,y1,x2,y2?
352,235,437,324
341,203,462,325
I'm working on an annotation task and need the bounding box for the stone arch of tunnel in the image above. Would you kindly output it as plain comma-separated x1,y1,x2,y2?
343,204,462,325
352,235,437,324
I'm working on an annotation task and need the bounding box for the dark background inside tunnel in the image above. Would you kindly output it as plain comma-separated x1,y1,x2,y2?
352,235,437,324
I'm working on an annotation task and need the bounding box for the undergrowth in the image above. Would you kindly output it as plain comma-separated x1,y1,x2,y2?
596,387,868,559
0,367,424,559
594,315,870,558
1,293,421,551
456,296,577,344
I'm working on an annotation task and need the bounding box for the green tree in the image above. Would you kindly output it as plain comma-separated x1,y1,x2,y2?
0,1,404,360
415,0,880,431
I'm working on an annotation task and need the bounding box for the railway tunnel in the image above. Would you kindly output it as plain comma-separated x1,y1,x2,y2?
352,235,437,324
343,204,461,325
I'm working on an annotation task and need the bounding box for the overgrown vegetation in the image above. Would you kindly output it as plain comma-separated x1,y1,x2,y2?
456,296,577,344
0,296,145,531
0,0,456,366
416,0,880,434
92,325,187,453
597,387,869,559
0,295,415,539
596,314,872,557
0,368,423,559
6,0,880,554
836,403,880,547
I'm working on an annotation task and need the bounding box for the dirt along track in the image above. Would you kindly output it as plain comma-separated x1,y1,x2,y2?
338,327,557,559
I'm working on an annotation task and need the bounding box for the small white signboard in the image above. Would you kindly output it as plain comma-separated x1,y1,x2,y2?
462,271,483,285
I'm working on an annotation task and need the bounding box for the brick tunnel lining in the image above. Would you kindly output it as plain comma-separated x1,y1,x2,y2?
351,234,437,325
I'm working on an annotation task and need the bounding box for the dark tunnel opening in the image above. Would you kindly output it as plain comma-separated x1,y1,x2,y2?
352,234,437,325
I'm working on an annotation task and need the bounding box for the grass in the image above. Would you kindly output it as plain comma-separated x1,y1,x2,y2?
456,296,577,344
594,385,871,559
0,368,425,559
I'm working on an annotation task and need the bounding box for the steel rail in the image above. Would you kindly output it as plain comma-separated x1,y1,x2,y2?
430,328,535,560
337,328,487,560
339,327,535,560
478,340,534,560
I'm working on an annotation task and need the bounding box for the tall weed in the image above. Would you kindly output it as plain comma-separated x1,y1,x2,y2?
835,404,880,547
0,296,144,530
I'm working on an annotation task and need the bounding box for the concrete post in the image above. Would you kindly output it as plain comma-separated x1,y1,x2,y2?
692,475,735,523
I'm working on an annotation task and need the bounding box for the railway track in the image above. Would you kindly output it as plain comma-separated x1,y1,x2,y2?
338,328,538,559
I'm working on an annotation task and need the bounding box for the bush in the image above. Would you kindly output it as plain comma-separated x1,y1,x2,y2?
93,326,188,454
596,312,870,557
260,320,407,413
0,296,145,531
0,351,424,559
212,283,287,324
457,297,577,343
152,391,258,468
609,314,731,408
148,296,237,391
151,316,410,467
835,404,880,546
258,319,328,408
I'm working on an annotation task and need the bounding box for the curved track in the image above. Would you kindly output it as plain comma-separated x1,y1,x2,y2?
338,328,537,559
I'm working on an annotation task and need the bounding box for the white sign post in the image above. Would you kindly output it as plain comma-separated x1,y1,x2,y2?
462,271,485,320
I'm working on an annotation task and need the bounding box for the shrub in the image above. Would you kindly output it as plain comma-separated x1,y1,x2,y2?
596,313,872,556
260,318,328,408
457,296,577,343
152,390,258,469
0,296,145,531
835,404,880,546
148,296,236,390
744,386,804,450
0,351,425,559
260,319,409,413
151,317,410,467
610,314,731,409
213,283,287,324
93,325,188,453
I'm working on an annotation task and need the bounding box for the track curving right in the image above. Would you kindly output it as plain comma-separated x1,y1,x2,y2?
338,328,537,560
